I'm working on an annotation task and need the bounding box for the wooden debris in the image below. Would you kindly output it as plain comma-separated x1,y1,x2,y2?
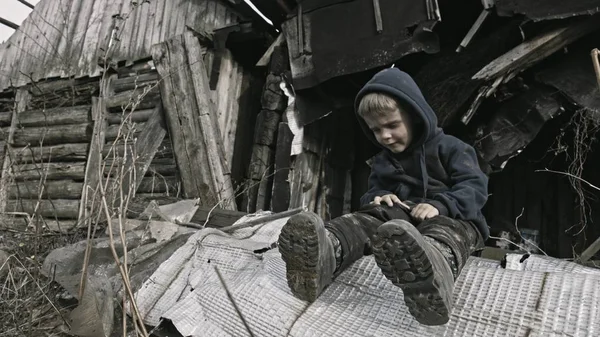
271,122,293,212
6,199,80,218
473,18,600,81
13,162,86,181
16,105,91,127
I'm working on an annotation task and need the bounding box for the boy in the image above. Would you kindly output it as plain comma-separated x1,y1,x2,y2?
278,68,488,326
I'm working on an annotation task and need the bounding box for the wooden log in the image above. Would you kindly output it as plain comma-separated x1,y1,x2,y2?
0,215,77,232
6,199,80,219
17,105,91,127
152,33,235,209
13,162,86,181
106,108,154,125
11,123,91,147
0,112,12,126
9,180,84,199
12,143,89,164
102,139,173,159
271,122,293,212
112,72,159,93
254,110,281,146
473,18,600,81
261,74,287,111
104,87,161,110
0,89,28,212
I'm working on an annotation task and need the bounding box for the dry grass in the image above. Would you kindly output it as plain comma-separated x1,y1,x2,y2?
0,228,89,337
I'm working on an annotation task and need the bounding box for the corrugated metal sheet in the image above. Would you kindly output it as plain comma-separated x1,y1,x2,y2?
0,0,239,92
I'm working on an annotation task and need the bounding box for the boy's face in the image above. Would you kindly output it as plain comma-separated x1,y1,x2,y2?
363,107,414,153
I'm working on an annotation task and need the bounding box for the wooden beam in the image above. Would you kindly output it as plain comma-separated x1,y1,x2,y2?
123,105,168,197
473,18,600,81
256,33,285,67
152,33,235,210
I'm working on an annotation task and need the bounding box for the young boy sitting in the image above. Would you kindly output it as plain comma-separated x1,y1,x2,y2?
278,68,488,326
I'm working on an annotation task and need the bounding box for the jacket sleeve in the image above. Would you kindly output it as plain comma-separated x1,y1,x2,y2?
429,143,488,221
359,155,395,206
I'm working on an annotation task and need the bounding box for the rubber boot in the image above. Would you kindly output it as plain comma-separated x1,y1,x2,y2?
278,212,337,302
372,216,483,326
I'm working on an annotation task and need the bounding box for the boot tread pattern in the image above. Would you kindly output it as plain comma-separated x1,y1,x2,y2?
373,221,451,326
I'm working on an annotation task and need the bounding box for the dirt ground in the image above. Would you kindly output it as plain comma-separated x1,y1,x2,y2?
0,227,88,337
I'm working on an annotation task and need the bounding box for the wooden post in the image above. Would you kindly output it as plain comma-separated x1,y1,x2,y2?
0,89,30,212
78,95,108,226
152,33,236,210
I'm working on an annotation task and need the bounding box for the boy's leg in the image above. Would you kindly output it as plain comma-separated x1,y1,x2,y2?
278,205,410,302
372,215,483,326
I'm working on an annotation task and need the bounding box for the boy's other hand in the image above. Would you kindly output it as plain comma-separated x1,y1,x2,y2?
411,203,439,221
371,194,402,207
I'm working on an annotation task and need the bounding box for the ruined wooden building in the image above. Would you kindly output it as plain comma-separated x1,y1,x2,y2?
1,0,599,259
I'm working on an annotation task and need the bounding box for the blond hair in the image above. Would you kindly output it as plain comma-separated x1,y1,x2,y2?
357,92,400,119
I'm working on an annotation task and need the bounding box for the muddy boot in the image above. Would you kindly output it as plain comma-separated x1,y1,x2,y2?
372,216,482,326
278,212,337,302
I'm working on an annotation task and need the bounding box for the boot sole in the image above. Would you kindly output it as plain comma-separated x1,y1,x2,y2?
373,220,453,326
278,213,331,302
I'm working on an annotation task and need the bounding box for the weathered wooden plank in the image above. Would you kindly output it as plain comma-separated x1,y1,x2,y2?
6,199,80,219
271,122,293,212
473,18,600,81
152,33,235,209
78,0,105,76
288,151,321,211
243,143,275,212
11,123,90,147
124,105,168,196
151,0,166,46
17,105,91,127
12,143,89,164
9,180,84,199
102,138,173,159
13,162,86,181
135,0,152,59
185,32,235,207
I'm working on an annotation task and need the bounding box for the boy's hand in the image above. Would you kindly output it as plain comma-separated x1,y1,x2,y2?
371,194,402,207
411,203,439,221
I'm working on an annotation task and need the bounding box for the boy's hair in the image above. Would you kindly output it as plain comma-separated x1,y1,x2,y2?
357,92,402,119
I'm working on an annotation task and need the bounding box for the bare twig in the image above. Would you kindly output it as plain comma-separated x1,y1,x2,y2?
536,168,600,191
214,266,255,337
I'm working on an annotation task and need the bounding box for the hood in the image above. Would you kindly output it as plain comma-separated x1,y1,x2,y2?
354,67,441,153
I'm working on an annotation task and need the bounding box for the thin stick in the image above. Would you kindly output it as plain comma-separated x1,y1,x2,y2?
178,207,303,232
591,48,600,91
214,266,255,337
535,168,600,191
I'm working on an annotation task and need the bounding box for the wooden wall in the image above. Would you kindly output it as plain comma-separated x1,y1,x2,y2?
0,0,239,92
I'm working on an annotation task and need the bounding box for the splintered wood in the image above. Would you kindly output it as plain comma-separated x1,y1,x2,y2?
152,32,236,210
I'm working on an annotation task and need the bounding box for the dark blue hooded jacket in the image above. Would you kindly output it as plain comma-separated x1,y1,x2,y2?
355,68,489,239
